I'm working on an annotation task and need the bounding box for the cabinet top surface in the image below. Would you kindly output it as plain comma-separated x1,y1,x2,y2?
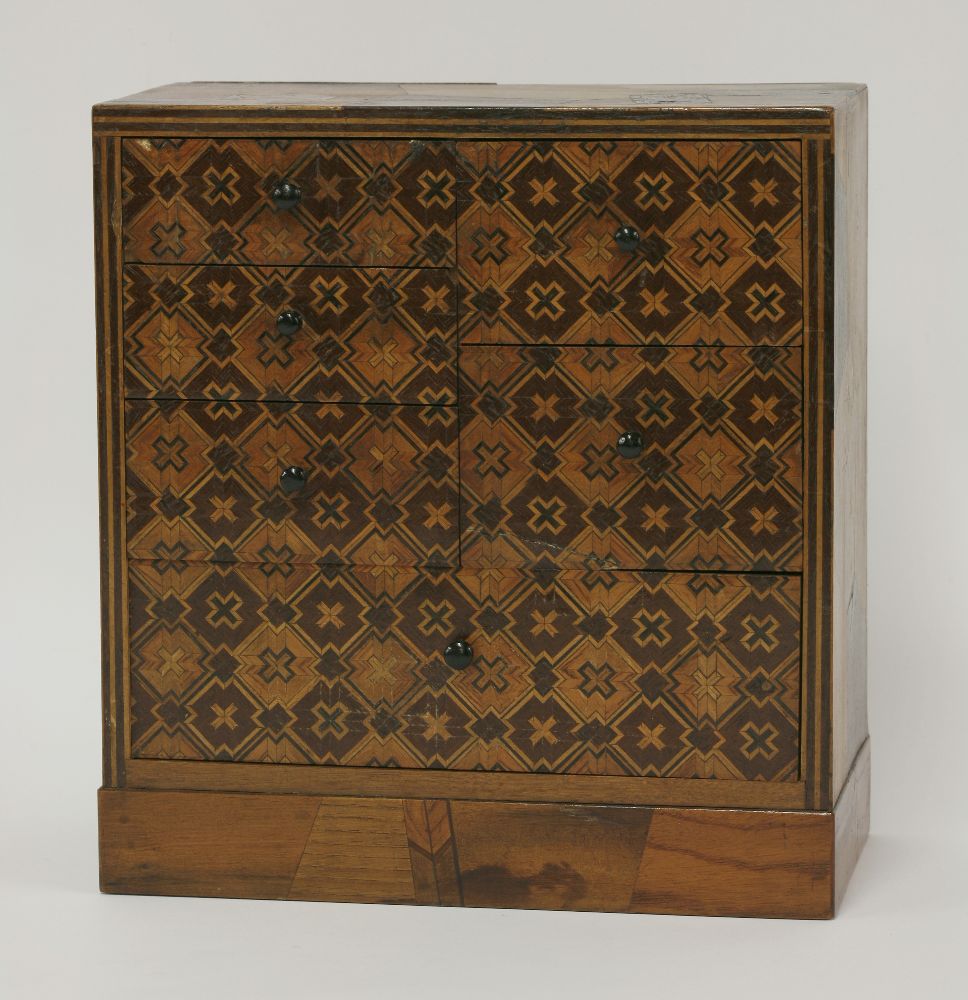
96,81,865,113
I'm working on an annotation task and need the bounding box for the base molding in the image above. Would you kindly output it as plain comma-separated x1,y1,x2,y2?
99,743,869,919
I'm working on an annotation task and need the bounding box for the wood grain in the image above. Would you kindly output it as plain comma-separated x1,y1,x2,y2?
92,82,860,139
456,140,803,348
99,788,319,898
124,400,459,567
94,83,869,917
403,799,462,905
100,788,849,917
94,135,128,785
833,736,871,910
831,87,869,802
289,797,415,903
630,807,830,918
122,138,457,268
460,345,803,573
125,758,808,809
126,566,801,782
95,81,862,111
123,264,457,405
451,800,651,911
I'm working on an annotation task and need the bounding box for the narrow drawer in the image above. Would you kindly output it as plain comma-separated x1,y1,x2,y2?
125,399,458,567
123,264,456,404
460,345,802,572
457,140,803,345
127,563,799,781
122,138,457,267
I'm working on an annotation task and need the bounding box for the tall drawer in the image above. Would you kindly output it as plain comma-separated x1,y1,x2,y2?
457,140,802,345
127,563,799,781
125,399,458,567
123,264,456,404
122,138,457,267
460,345,802,572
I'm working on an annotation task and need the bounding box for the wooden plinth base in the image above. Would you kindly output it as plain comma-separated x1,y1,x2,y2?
99,740,869,919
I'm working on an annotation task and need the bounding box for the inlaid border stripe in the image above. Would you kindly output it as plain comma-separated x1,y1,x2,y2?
94,123,832,141
800,136,835,809
103,122,829,807
819,138,835,807
95,136,127,785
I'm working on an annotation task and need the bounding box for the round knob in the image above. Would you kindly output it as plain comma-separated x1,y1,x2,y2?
279,466,307,494
444,639,473,670
614,225,640,250
616,431,644,458
276,309,303,336
270,180,302,210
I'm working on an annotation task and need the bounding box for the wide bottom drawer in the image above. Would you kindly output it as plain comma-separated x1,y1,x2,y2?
128,562,799,781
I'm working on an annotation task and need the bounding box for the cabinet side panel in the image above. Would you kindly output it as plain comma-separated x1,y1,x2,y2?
94,134,127,787
832,90,869,800
834,736,870,911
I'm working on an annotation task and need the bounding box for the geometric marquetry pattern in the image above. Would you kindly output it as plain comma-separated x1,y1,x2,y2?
117,135,808,785
128,564,799,781
122,138,457,267
123,264,456,404
456,140,802,345
460,345,802,572
124,399,458,567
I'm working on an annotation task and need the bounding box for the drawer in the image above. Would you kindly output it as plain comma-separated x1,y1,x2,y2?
122,138,457,267
457,140,802,345
460,345,802,572
123,264,456,404
125,399,458,567
127,563,799,781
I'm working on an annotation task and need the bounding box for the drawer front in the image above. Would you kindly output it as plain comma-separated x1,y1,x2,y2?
125,400,458,567
123,264,456,404
457,140,802,345
128,563,799,781
461,346,802,572
122,138,457,267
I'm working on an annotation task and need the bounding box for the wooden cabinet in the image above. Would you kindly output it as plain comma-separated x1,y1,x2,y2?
95,82,869,918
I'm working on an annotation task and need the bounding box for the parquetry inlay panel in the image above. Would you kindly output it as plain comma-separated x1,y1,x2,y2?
125,399,458,567
123,264,456,404
128,563,800,780
456,140,803,345
116,134,808,789
122,138,457,267
460,345,803,572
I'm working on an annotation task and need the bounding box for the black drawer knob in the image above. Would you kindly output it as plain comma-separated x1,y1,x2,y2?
270,180,302,210
616,431,644,458
276,309,303,336
279,466,307,494
444,639,473,670
614,225,640,250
